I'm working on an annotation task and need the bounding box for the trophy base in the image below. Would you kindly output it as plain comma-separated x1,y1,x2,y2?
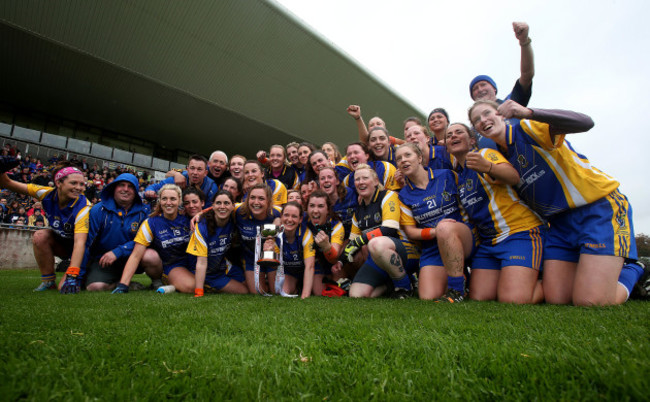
257,259,280,269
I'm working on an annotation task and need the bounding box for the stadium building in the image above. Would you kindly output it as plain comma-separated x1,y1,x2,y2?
0,1,424,172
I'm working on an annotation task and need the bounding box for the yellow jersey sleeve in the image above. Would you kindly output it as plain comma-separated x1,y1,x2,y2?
399,200,417,227
187,225,208,257
382,162,401,191
272,180,287,206
26,184,54,201
302,229,316,259
330,221,345,246
380,191,401,230
73,203,91,234
134,219,153,247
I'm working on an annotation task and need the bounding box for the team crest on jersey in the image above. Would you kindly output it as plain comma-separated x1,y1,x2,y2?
487,153,499,162
374,212,381,222
465,179,474,191
442,191,451,202
615,211,628,231
173,229,181,236
131,222,139,232
517,155,529,168
389,201,396,212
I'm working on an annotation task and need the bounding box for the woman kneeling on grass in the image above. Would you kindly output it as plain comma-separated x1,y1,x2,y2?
446,123,544,304
113,184,192,294
0,162,90,293
305,190,346,294
234,183,282,294
469,100,645,305
262,201,315,298
396,143,476,302
344,164,419,299
186,190,248,297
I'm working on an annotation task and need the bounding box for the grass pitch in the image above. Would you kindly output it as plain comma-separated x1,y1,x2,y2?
1,269,648,401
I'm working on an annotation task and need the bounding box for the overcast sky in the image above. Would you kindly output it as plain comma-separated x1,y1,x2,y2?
275,0,650,235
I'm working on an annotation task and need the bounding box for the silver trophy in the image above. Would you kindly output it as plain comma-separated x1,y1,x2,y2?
253,224,297,297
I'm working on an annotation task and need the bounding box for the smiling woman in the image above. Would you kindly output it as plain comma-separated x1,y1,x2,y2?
0,161,91,293
468,99,644,306
115,184,193,294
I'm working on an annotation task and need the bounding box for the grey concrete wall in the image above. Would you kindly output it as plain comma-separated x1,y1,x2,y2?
0,228,37,269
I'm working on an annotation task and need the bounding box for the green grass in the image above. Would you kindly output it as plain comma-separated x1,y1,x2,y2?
1,269,648,401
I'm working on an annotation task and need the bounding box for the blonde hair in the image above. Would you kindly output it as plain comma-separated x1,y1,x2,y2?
354,163,384,192
150,184,182,217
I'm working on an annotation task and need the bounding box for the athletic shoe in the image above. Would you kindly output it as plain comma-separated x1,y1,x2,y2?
33,281,56,292
391,287,413,299
631,261,650,300
434,288,465,303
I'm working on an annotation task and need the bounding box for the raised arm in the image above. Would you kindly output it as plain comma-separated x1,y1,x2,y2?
513,22,534,89
347,105,370,143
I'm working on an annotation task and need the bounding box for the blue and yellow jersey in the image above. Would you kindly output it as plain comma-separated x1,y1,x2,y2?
268,179,288,206
454,149,543,245
426,144,454,171
186,218,235,275
504,120,620,218
399,169,467,249
234,204,282,264
27,184,90,239
242,179,287,206
134,214,191,268
332,187,359,237
278,223,316,274
335,157,352,182
306,219,345,249
351,189,418,259
374,145,397,167
343,161,401,191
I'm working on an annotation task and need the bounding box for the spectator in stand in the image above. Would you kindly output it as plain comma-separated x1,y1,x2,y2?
0,197,7,221
207,150,230,187
7,206,27,225
33,169,51,186
26,201,42,216
28,208,49,227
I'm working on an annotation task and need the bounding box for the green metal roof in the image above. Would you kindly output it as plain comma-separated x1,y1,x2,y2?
0,0,424,158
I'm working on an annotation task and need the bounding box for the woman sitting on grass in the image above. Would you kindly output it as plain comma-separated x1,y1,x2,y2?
344,164,419,299
187,190,248,297
113,184,192,294
446,122,544,304
396,142,476,302
0,161,90,293
262,201,315,298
